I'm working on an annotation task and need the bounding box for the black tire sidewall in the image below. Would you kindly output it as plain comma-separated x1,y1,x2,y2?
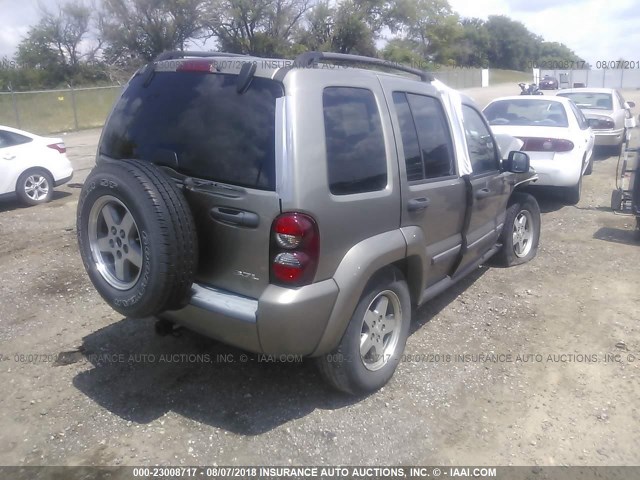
16,169,53,206
338,270,412,394
77,163,177,317
501,194,541,266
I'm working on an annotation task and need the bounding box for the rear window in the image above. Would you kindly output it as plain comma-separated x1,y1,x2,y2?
483,99,569,127
100,71,283,190
557,92,613,110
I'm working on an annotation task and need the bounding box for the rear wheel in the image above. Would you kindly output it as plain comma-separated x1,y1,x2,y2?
584,155,593,175
494,192,540,266
16,169,53,205
77,160,198,318
316,267,411,395
565,174,582,205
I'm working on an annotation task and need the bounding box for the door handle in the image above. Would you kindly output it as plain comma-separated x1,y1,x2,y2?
2,155,15,160
407,197,430,212
210,207,259,228
475,188,491,199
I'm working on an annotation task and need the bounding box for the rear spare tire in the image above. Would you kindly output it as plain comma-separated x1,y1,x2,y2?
77,160,198,318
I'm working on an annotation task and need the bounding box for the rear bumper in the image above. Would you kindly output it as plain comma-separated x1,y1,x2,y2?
160,279,339,355
593,129,625,146
527,152,583,187
55,173,73,187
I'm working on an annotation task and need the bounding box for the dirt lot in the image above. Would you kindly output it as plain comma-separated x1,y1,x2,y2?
0,85,639,467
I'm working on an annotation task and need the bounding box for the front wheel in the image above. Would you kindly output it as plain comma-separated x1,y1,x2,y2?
494,192,541,266
316,267,411,395
16,169,54,205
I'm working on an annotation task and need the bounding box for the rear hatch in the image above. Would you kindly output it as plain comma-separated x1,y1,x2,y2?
98,61,283,299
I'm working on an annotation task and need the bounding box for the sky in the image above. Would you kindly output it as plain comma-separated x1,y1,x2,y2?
1,0,639,65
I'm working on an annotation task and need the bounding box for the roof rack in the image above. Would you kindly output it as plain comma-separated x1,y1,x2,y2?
293,51,433,82
154,50,247,62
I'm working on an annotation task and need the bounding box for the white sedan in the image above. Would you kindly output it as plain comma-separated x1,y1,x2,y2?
483,96,594,204
0,126,73,205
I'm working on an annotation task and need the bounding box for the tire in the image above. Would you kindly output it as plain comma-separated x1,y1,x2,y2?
77,160,198,318
584,155,593,175
494,192,540,267
565,174,582,205
16,169,54,206
316,267,411,395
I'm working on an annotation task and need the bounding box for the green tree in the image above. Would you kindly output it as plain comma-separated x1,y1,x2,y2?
202,0,312,56
100,0,206,62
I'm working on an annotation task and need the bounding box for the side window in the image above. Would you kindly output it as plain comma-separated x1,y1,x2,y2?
393,92,455,181
323,87,387,195
392,92,423,182
461,105,499,175
0,130,31,148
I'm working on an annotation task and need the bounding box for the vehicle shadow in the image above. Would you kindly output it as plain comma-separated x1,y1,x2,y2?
0,191,72,213
410,266,488,334
71,265,488,434
522,187,567,213
71,316,359,435
593,226,640,246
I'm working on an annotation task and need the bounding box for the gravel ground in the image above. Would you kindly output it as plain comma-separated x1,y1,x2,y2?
0,85,639,467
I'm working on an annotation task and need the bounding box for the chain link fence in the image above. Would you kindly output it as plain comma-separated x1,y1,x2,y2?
0,85,122,135
0,70,486,135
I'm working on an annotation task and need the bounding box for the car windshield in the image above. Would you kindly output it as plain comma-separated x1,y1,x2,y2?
100,71,283,190
557,92,613,110
483,99,569,127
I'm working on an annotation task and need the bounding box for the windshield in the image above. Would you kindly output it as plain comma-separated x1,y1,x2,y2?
483,99,569,127
557,92,613,110
100,71,283,190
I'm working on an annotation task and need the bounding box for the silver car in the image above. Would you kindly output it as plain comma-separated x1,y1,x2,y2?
556,88,636,152
77,51,540,394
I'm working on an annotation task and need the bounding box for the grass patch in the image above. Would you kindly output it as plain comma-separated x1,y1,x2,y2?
0,86,121,135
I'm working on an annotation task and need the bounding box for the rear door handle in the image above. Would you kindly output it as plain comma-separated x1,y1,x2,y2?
475,188,491,199
407,197,430,212
210,207,259,228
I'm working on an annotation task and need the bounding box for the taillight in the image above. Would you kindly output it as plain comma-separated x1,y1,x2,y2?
176,60,215,73
270,213,319,286
516,137,574,152
47,142,66,154
589,118,615,129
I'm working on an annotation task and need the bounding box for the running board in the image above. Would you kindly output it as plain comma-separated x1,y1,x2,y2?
418,244,501,306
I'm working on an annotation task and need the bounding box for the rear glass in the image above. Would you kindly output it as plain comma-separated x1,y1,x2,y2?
100,71,283,190
557,92,613,110
483,99,569,128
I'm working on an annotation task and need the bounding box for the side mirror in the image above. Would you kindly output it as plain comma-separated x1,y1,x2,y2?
625,101,635,109
504,151,530,173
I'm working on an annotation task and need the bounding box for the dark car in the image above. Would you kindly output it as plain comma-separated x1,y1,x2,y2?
539,75,559,90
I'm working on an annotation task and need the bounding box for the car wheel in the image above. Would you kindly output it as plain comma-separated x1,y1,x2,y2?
16,169,54,206
316,267,411,395
77,160,198,318
584,155,593,175
565,175,582,205
494,192,540,267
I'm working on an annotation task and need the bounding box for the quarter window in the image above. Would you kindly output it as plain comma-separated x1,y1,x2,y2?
323,87,387,195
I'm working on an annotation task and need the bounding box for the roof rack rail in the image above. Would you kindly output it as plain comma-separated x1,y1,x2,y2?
293,51,433,82
154,50,247,62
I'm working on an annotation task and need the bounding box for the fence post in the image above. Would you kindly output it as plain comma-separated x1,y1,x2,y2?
9,83,21,129
69,83,79,130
